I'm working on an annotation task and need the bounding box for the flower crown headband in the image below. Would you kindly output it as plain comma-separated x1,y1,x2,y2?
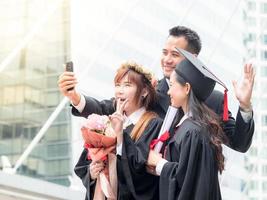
119,61,153,83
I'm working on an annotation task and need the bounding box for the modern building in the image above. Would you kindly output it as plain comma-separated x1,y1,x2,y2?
0,0,72,186
243,0,267,199
0,0,252,199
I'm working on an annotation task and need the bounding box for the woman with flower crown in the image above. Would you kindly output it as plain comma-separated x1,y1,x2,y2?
75,61,163,200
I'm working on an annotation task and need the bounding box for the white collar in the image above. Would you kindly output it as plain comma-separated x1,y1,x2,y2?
176,112,192,127
123,107,146,128
165,78,170,88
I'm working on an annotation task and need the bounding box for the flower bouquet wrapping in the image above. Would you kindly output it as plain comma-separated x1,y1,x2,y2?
81,114,117,200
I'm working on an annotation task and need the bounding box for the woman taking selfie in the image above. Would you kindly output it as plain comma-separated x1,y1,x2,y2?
75,61,162,200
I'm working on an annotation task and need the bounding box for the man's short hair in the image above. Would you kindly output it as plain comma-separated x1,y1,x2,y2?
169,26,202,55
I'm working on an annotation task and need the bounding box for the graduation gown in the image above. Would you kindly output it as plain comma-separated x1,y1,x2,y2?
156,78,254,153
74,148,95,200
117,117,162,200
74,117,163,200
72,79,254,153
205,90,254,152
160,118,221,200
153,78,170,119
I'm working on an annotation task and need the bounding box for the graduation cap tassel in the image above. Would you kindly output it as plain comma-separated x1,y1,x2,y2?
223,89,229,121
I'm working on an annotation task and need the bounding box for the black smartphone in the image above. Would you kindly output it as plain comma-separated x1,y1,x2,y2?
66,61,73,72
65,61,74,91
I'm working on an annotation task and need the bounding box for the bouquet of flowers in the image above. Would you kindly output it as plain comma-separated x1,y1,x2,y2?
81,114,117,200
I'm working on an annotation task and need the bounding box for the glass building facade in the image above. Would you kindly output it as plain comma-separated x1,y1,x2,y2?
0,0,253,197
243,0,267,199
0,0,72,186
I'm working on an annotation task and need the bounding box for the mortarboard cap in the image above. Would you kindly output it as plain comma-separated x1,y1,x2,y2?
175,47,229,121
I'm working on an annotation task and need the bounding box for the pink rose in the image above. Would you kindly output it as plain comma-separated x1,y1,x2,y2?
84,114,109,134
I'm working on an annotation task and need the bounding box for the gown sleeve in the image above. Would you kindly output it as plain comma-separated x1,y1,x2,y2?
205,90,254,153
71,96,115,118
160,128,221,200
74,148,96,200
226,108,254,152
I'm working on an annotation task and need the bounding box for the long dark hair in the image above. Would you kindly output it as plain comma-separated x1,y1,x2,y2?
175,73,227,173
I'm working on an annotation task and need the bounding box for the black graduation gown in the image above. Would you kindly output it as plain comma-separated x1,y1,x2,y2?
205,90,254,152
160,119,221,200
71,78,254,153
74,117,163,200
117,117,162,200
156,78,254,153
74,148,95,200
154,78,170,119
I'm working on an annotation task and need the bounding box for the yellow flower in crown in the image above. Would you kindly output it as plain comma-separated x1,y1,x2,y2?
119,61,153,83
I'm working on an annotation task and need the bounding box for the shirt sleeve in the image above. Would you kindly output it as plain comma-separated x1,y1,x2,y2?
240,110,253,123
116,143,122,156
72,94,86,113
156,158,168,175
